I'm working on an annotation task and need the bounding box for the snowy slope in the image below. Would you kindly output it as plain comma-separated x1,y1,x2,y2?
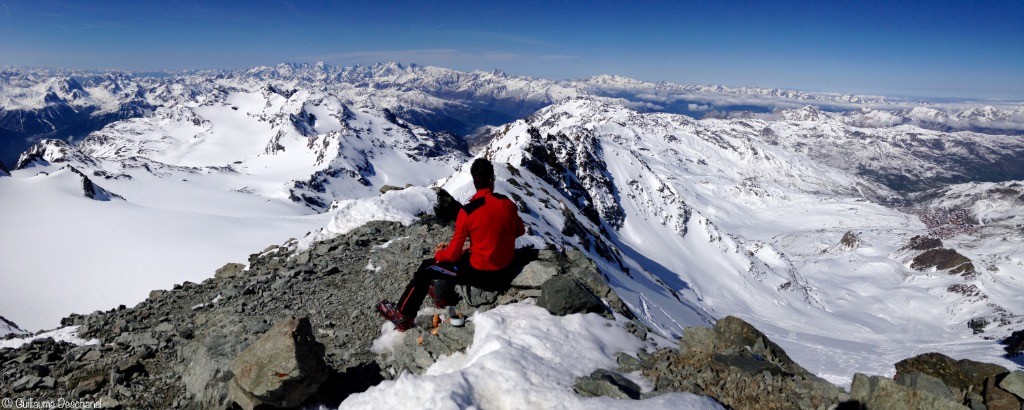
0,316,26,337
0,85,467,331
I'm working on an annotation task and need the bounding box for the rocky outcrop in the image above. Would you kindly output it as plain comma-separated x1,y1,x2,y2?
895,352,1008,393
639,316,848,409
65,165,124,201
911,248,976,276
228,317,327,410
850,373,966,410
1003,329,1024,357
905,235,943,251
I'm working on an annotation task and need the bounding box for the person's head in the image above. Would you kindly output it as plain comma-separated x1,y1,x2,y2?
470,158,495,190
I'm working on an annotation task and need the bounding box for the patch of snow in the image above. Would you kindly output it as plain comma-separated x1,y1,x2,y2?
0,326,98,350
297,187,438,251
344,303,722,409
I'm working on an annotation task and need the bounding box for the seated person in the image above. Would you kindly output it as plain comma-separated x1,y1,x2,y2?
377,158,525,331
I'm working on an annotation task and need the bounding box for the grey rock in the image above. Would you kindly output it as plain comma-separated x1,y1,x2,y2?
115,332,159,348
511,260,559,289
999,371,1024,400
96,396,121,409
153,322,174,333
12,375,42,392
574,369,641,400
965,391,987,410
896,371,956,401
228,317,327,410
80,349,102,363
215,263,246,279
39,376,56,389
294,251,311,265
537,275,604,316
615,352,642,373
850,373,968,410
379,185,404,194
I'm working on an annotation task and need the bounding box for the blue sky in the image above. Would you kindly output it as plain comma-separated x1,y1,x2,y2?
0,0,1021,99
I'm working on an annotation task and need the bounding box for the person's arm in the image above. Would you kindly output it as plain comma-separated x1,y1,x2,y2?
435,210,469,263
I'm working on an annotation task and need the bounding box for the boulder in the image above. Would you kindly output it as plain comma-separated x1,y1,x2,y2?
712,316,804,376
895,352,1007,392
537,275,604,316
573,369,641,400
379,185,404,194
228,317,328,410
896,371,957,401
215,263,246,279
849,373,967,410
510,260,559,289
999,371,1024,400
985,375,1022,410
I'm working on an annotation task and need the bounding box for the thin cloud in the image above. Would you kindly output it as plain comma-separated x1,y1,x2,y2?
445,29,556,48
1,2,9,18
306,49,579,67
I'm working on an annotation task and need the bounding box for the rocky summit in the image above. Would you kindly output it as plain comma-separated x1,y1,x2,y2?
1,208,1022,409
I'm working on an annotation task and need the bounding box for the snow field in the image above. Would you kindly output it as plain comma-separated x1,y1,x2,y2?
343,303,722,410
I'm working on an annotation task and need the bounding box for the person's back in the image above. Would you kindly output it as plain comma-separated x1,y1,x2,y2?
434,187,524,271
377,158,525,331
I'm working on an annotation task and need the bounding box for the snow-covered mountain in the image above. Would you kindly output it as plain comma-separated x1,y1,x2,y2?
4,62,1022,167
0,82,466,331
446,99,1022,383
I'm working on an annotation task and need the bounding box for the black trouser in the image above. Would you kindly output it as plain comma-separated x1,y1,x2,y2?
396,254,507,317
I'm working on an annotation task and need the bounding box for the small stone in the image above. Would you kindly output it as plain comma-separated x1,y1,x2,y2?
82,349,103,362
75,374,106,396
96,396,121,409
39,376,56,389
12,375,42,392
216,263,246,279
573,369,641,400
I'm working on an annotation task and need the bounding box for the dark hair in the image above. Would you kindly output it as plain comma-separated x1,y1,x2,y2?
470,158,494,190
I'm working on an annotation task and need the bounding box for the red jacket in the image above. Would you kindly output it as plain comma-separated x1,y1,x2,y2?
434,188,526,270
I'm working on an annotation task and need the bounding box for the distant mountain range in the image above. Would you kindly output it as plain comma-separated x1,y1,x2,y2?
3,62,1022,167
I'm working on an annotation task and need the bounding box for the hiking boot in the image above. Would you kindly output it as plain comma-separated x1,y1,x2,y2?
376,300,414,331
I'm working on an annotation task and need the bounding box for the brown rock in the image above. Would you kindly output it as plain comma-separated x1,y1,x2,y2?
228,317,328,410
985,375,1023,410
